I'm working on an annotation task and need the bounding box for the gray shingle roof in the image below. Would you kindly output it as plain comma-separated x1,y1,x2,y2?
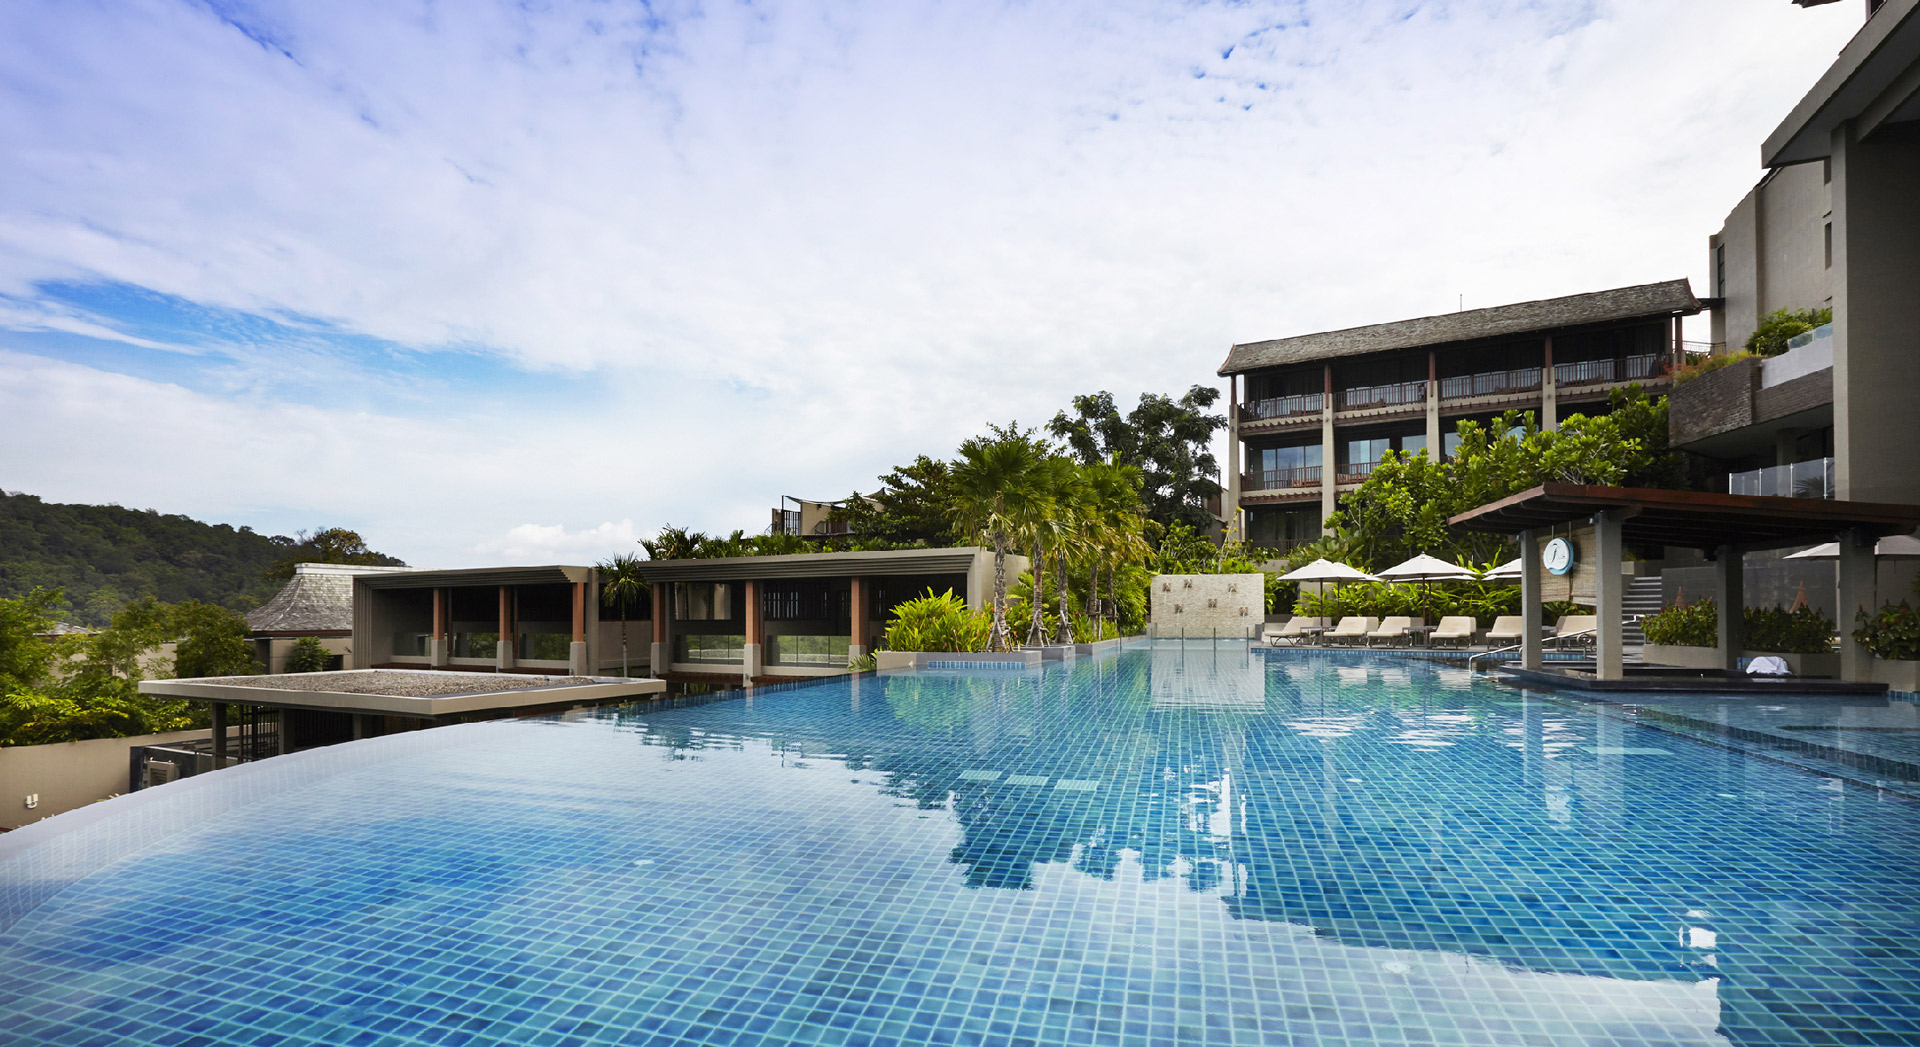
1218,279,1700,375
246,563,411,634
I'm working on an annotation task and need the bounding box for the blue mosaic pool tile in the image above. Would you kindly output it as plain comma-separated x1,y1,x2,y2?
4,647,1920,1045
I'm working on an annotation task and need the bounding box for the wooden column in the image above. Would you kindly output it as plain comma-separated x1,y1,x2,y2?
743,580,763,680
849,577,869,655
432,588,445,641
652,584,667,645
496,585,513,670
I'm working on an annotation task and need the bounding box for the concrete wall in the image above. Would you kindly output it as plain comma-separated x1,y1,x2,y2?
0,729,210,830
1709,163,1832,353
254,635,352,674
1832,123,1920,504
1149,574,1263,638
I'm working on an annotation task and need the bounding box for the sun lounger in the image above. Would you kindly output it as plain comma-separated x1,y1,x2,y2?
1366,616,1414,647
1325,617,1378,646
1264,617,1327,646
1431,616,1477,648
1487,616,1525,646
1552,615,1597,648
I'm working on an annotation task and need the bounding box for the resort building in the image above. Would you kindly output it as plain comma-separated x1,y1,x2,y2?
352,564,645,677
770,495,856,540
635,547,1021,681
1676,0,1920,507
1219,280,1702,547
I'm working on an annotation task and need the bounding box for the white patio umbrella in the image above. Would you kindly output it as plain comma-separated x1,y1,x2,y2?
1783,534,1920,560
1377,553,1481,622
1277,558,1380,620
1482,558,1523,581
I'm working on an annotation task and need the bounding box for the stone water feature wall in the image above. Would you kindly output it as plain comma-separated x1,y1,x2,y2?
1150,574,1263,639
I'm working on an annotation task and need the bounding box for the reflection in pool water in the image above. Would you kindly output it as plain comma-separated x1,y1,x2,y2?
3,645,1918,1045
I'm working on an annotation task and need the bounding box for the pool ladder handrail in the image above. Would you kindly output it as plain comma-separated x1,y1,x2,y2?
1466,626,1597,673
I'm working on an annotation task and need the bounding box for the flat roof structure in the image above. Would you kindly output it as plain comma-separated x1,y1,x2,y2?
634,547,995,582
142,669,664,720
1764,0,1920,166
1447,483,1920,551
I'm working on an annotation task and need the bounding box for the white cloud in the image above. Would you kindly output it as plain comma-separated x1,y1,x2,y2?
0,0,1868,561
475,520,641,564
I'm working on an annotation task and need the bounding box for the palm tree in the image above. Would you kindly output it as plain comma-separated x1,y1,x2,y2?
597,554,649,677
949,430,1047,652
1084,457,1150,636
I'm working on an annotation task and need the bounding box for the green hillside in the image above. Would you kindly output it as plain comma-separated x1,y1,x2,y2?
0,491,401,625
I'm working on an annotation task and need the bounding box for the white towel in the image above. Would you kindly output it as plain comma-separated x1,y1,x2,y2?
1747,656,1792,676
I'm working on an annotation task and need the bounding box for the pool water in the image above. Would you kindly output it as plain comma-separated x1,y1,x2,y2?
4,647,1920,1046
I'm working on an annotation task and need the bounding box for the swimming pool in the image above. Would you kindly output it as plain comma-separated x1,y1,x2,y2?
4,646,1919,1046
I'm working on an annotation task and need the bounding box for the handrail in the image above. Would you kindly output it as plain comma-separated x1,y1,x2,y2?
1466,626,1597,673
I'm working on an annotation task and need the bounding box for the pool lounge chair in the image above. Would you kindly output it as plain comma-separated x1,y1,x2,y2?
1366,616,1415,647
1487,616,1525,646
1325,617,1378,646
1552,615,1597,649
1431,616,1477,648
1264,617,1327,646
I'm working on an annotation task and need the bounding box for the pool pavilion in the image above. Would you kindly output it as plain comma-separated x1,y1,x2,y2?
1448,482,1920,686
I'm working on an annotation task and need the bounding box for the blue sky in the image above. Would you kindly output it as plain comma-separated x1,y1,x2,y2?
0,0,1864,567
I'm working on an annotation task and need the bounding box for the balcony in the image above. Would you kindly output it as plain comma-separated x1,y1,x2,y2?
1440,366,1542,401
1336,461,1378,485
1244,465,1322,492
1730,457,1834,499
1553,353,1662,388
1338,380,1427,411
1239,392,1323,422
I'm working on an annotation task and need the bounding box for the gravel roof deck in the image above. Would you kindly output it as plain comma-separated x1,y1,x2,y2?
213,670,599,698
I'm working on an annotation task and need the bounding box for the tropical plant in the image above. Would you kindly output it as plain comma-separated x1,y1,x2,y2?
1641,600,1720,647
598,553,650,677
1743,606,1836,654
268,527,407,580
1745,307,1832,357
1853,601,1920,662
882,589,993,653
285,637,332,673
0,591,198,747
1672,350,1753,385
948,426,1050,651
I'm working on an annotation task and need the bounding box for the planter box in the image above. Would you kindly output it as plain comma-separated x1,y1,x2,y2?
1641,643,1840,678
1866,658,1920,693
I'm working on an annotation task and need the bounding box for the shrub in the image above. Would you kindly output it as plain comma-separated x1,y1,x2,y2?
1745,307,1831,357
1672,351,1752,385
285,637,332,673
1642,600,1719,647
882,589,993,653
1854,602,1920,662
1743,606,1836,654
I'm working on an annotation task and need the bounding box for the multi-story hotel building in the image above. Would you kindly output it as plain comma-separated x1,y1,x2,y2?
1218,280,1703,548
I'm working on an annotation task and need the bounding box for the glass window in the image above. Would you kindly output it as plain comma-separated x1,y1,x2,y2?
1258,444,1322,471
1399,434,1427,458
1346,437,1391,467
1443,432,1464,459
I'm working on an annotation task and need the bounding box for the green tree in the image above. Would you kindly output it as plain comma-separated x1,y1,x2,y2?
1048,387,1225,533
1745,307,1831,357
0,588,63,697
285,637,333,673
949,425,1050,651
269,527,406,580
1,592,195,747
598,553,650,676
171,601,260,678
835,456,962,547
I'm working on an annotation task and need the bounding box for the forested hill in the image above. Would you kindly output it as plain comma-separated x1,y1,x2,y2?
0,490,399,625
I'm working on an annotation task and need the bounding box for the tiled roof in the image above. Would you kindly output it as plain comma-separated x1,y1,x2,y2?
246,563,412,634
1218,279,1699,375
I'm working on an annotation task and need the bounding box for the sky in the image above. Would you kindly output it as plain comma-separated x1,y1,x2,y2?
0,0,1867,568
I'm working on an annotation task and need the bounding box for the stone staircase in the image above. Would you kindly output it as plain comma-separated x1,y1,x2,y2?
1621,575,1663,650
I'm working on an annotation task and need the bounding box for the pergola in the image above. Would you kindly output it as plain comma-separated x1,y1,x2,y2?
1448,483,1920,681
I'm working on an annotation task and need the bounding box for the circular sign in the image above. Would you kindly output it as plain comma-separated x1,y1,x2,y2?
1542,537,1576,576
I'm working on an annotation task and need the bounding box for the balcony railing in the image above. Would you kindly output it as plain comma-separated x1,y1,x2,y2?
1336,462,1378,484
1553,354,1663,388
1439,367,1542,401
1730,458,1834,500
1244,465,1322,492
1240,392,1323,421
1339,380,1427,411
